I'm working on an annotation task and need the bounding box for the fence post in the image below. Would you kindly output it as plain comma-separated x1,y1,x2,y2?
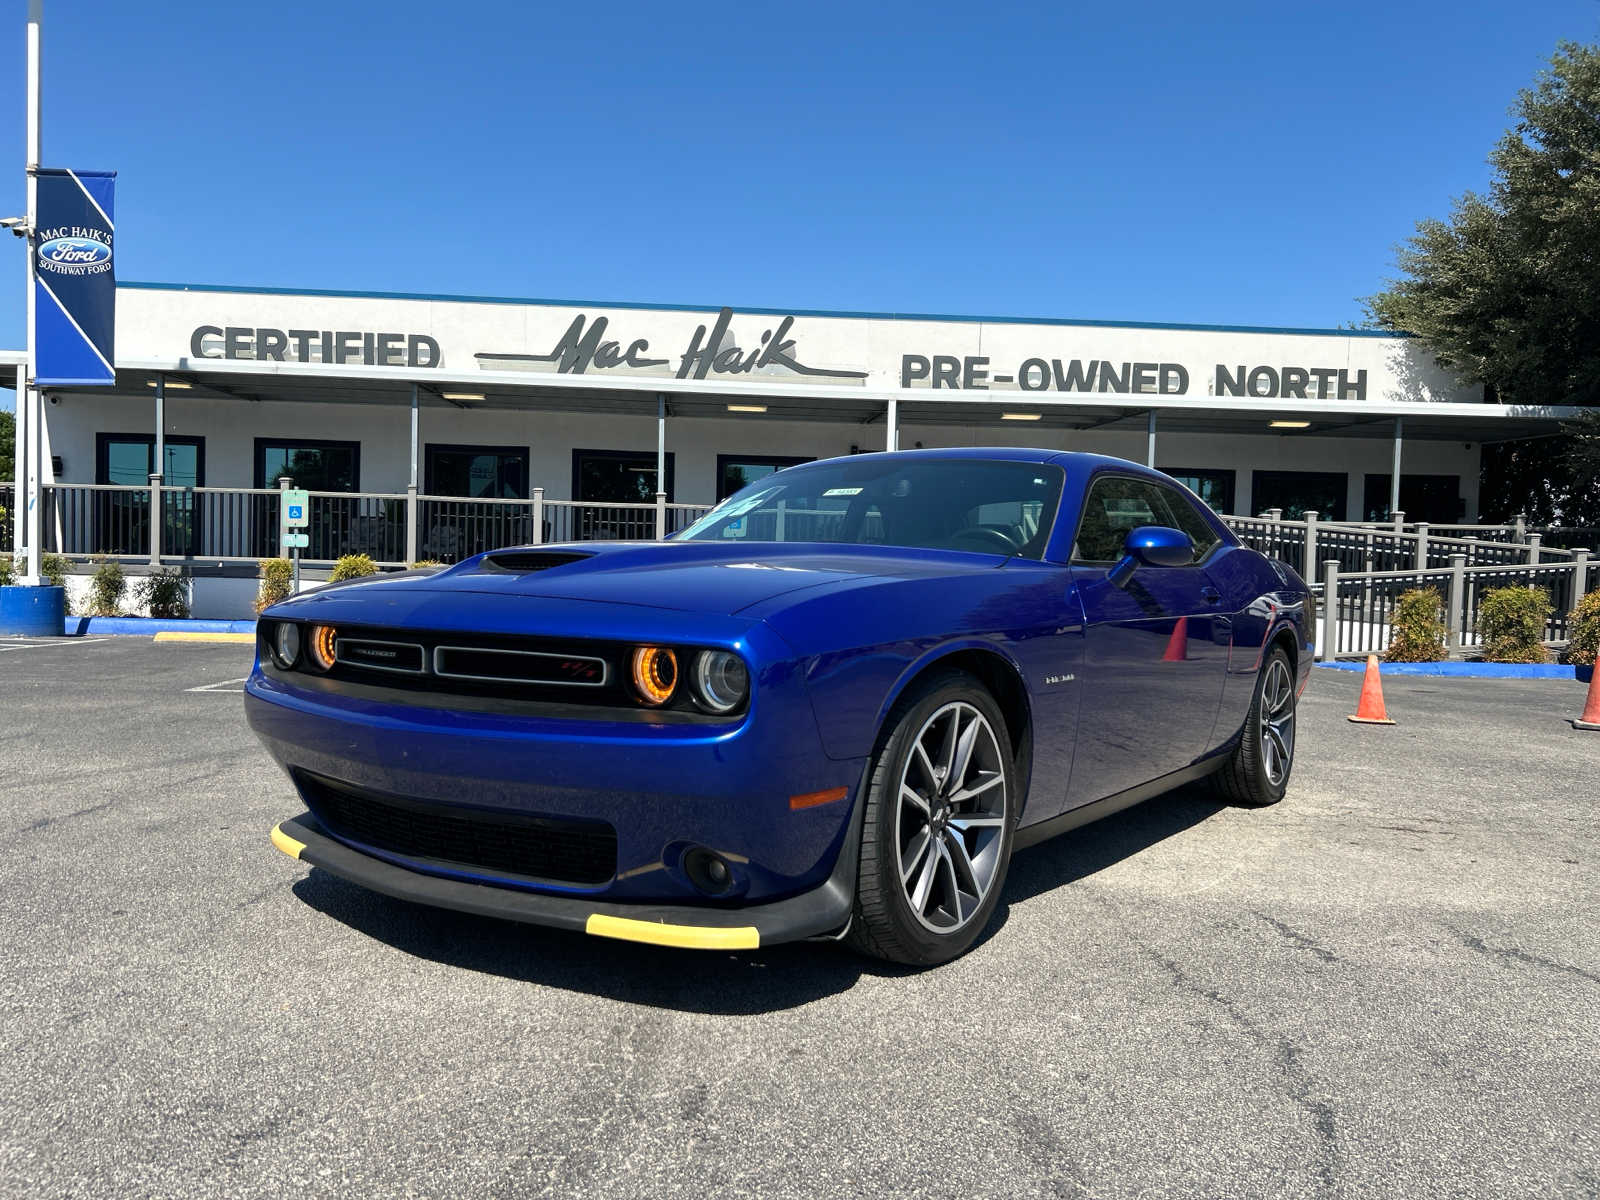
277,476,298,592
531,487,544,545
1302,511,1319,587
1392,509,1405,533
1414,522,1429,571
1263,507,1282,522
1465,534,1479,566
404,484,418,565
148,472,163,568
1320,560,1340,660
1446,553,1467,655
1527,533,1541,565
1574,549,1590,598
655,491,667,541
1513,514,1526,543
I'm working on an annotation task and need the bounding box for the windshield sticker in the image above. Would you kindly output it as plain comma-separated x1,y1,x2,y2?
822,487,863,497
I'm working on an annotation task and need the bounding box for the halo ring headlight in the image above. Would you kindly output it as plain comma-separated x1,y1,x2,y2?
630,646,678,706
271,622,301,669
691,651,749,714
309,625,338,672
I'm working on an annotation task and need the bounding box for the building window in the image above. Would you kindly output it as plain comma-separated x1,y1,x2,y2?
1160,467,1235,514
571,448,676,503
1362,474,1462,524
1250,470,1348,521
94,434,206,557
715,454,814,501
425,444,529,498
255,439,361,492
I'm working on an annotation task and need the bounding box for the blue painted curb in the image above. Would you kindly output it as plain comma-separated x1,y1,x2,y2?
62,616,258,636
1315,660,1591,680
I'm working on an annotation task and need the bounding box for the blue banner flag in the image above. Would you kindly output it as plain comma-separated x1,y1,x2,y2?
34,168,117,386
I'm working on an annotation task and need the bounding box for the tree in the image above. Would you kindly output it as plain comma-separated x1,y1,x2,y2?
1365,42,1600,524
0,409,12,484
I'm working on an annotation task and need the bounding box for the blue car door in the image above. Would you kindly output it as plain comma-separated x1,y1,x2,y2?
1064,473,1230,808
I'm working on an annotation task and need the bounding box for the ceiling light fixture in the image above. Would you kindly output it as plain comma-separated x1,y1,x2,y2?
146,380,193,389
727,404,767,413
1269,420,1311,429
1001,412,1042,421
440,391,485,401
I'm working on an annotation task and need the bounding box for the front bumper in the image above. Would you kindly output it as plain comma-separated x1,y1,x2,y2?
271,811,857,949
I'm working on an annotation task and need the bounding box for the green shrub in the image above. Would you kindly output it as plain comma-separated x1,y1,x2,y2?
1564,589,1600,667
329,554,378,582
87,561,127,617
408,559,444,570
256,558,293,612
1385,587,1448,662
0,556,14,587
39,553,69,589
136,568,190,619
1476,585,1552,663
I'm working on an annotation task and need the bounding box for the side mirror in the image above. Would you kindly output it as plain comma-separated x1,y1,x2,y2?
1107,525,1195,587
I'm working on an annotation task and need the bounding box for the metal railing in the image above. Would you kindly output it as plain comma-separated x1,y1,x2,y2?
34,482,716,567
1315,555,1593,660
1,483,15,552
1224,509,1584,587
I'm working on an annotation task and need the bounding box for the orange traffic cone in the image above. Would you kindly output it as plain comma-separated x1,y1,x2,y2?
1163,616,1189,662
1572,665,1600,731
1347,654,1396,725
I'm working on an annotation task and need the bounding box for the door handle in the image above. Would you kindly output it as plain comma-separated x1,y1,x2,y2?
1201,586,1222,605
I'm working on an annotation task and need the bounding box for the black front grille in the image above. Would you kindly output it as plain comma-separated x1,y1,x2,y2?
298,772,617,886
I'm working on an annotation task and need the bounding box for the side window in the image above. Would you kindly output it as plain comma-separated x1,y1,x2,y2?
1073,476,1160,563
1073,475,1216,565
1155,484,1222,562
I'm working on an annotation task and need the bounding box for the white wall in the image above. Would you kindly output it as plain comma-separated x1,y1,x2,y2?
40,391,1480,521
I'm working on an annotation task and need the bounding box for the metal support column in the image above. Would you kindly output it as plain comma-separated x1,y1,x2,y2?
405,383,419,564
886,399,898,452
656,394,668,540
20,0,43,580
1146,411,1157,468
1390,416,1403,520
150,374,165,568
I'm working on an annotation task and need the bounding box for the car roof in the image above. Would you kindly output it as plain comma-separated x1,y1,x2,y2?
805,447,1166,477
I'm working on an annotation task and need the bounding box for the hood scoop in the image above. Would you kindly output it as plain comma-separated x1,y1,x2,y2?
480,550,593,574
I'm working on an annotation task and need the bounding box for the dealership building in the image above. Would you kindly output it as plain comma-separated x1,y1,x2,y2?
2,280,1578,575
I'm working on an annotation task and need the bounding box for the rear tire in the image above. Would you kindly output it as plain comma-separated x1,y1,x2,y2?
847,672,1015,966
1212,646,1296,807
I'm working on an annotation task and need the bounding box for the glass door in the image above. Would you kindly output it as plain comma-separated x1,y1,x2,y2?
95,435,205,556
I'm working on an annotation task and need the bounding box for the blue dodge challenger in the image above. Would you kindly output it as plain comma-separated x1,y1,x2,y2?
250,449,1311,965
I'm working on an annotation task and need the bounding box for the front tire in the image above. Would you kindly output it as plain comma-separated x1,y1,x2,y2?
1212,646,1297,807
847,672,1015,966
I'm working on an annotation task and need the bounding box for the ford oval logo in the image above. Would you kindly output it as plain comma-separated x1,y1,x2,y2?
40,237,111,266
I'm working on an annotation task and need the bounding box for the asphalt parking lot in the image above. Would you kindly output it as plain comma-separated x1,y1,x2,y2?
1,637,1596,1199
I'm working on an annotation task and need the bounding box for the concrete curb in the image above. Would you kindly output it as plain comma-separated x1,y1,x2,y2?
1315,660,1592,680
62,616,257,637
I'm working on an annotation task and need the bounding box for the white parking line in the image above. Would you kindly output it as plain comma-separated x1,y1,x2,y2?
0,638,111,653
185,677,251,693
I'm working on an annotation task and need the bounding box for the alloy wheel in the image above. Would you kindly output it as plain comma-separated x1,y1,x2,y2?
894,701,1008,934
1259,657,1296,786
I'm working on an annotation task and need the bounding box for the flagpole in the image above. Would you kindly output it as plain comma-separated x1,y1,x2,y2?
21,0,42,582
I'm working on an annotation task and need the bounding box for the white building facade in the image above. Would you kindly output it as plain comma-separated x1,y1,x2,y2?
5,280,1578,578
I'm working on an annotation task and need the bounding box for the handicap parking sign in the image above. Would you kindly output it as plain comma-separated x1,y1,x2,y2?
282,489,311,528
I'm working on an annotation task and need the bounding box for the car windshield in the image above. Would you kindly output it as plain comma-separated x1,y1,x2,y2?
676,457,1065,559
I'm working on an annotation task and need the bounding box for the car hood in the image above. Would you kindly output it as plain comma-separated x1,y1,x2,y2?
307,541,1011,617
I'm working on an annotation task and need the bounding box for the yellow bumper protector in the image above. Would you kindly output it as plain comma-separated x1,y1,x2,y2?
270,823,306,860
585,913,759,950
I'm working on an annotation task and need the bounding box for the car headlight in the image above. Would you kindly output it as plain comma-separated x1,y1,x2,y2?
308,624,338,672
690,651,749,714
631,646,678,706
270,622,301,669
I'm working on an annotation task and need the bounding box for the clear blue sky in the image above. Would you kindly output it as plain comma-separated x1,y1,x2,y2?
2,0,1598,413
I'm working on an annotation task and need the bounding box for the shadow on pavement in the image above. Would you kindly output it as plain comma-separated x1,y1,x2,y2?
290,781,1227,1014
